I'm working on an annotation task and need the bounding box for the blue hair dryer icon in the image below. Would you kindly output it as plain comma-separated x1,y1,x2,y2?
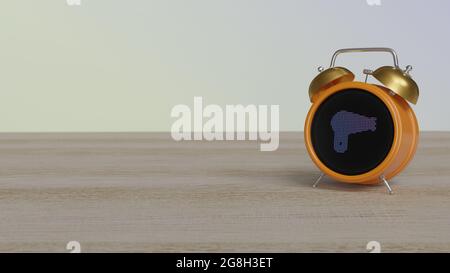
331,111,377,153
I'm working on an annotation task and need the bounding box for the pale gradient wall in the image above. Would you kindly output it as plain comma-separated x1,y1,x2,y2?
1,0,449,132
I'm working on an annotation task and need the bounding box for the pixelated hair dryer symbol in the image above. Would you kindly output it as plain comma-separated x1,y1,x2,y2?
331,111,377,153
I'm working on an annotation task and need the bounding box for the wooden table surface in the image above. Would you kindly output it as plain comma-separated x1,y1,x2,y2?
0,132,449,253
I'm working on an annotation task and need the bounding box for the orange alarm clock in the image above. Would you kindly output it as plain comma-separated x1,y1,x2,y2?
304,48,419,194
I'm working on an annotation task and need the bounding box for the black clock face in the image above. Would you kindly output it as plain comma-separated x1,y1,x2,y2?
310,89,395,175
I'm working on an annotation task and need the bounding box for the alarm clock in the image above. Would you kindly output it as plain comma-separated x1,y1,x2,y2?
304,48,419,194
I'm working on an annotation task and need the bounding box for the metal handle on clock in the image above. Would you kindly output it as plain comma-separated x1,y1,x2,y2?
330,47,400,68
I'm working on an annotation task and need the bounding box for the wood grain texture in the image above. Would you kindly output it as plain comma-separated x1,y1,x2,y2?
0,132,449,253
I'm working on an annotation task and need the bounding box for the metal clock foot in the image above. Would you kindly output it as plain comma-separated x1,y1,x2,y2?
313,173,325,188
380,176,394,195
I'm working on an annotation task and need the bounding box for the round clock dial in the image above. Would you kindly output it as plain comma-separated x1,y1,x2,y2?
310,89,395,175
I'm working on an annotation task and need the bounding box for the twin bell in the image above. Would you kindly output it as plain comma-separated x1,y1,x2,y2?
308,48,419,105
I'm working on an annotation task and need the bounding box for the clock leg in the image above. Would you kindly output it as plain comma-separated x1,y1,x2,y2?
313,173,325,188
380,175,394,195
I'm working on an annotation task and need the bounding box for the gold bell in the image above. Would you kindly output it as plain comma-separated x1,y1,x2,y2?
308,67,354,103
371,65,419,104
